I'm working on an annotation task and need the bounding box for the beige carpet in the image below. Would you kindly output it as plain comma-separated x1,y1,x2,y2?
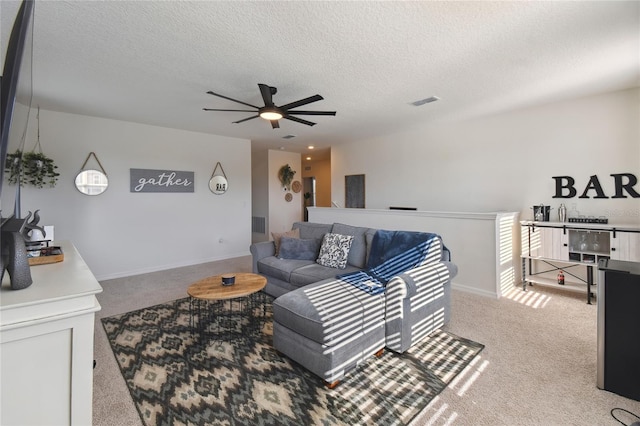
93,256,640,425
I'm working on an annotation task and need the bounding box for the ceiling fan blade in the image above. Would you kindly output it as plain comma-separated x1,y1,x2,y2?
286,110,336,116
283,115,316,126
270,120,280,129
258,83,275,107
206,90,260,109
279,94,324,111
232,115,259,124
203,108,257,112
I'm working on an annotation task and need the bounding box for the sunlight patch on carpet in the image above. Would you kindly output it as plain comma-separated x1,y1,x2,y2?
503,286,552,309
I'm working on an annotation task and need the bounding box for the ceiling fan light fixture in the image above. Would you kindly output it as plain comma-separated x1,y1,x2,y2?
259,108,283,121
205,84,335,128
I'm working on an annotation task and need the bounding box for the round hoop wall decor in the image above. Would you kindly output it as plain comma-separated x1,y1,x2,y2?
209,175,228,195
209,162,228,194
75,152,109,196
285,193,293,202
291,180,302,193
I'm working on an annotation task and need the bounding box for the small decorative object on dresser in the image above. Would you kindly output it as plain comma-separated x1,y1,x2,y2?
0,216,33,290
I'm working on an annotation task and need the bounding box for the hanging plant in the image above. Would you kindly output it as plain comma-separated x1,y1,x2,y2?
3,107,59,188
4,150,59,188
278,164,296,190
4,151,23,186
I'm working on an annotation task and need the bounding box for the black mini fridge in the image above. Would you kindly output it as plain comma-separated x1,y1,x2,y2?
597,259,640,401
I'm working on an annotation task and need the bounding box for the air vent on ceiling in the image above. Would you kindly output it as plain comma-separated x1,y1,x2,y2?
282,134,296,139
411,96,440,106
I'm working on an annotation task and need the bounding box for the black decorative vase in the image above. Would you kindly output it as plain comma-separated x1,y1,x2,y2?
1,219,33,290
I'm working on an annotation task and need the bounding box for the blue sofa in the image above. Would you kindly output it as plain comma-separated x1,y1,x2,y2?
250,222,457,386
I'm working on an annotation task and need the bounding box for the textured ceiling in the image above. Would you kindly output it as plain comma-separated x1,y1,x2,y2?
2,1,639,157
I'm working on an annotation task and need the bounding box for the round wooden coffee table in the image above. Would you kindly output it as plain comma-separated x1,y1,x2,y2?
187,273,267,340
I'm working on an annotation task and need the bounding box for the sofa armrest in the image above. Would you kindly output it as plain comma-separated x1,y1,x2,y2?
385,261,455,353
250,241,275,273
388,261,456,299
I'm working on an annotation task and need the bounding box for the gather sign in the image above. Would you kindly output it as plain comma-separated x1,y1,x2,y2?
130,168,194,193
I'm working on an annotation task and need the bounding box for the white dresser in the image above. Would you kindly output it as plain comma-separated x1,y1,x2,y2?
0,241,102,426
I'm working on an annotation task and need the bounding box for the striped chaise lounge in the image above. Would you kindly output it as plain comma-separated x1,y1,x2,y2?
271,229,456,387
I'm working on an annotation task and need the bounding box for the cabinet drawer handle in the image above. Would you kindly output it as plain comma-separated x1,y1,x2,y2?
611,248,616,251
563,243,568,247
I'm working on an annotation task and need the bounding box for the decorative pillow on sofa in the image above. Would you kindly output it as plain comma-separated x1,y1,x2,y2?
316,233,354,269
279,237,321,261
271,228,300,257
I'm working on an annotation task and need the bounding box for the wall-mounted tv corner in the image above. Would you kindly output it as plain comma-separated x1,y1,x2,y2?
1,0,35,215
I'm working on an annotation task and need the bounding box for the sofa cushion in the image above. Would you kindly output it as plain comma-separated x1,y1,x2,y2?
279,237,321,261
331,223,370,268
257,256,315,282
365,228,377,264
271,228,300,257
316,233,354,269
273,279,386,346
290,263,361,287
292,222,333,240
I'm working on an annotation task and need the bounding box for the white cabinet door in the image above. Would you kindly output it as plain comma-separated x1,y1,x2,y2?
611,232,640,262
525,226,568,260
540,227,568,260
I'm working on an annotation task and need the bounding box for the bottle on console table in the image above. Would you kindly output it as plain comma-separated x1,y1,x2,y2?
568,203,579,222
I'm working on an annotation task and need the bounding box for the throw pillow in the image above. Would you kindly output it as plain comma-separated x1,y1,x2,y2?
271,228,300,257
278,237,321,261
316,233,354,269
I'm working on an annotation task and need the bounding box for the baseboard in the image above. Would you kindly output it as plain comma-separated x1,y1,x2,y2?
95,251,251,281
451,281,499,299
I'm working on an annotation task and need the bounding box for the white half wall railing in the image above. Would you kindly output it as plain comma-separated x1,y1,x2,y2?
308,207,520,299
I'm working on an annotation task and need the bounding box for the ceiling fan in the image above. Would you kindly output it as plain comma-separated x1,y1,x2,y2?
203,83,336,129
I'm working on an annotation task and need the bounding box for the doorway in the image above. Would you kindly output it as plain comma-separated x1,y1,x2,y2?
303,177,316,221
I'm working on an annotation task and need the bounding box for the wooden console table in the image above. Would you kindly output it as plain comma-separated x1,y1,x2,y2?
520,221,640,304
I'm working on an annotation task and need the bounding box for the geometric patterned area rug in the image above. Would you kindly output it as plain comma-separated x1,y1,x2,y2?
102,297,484,426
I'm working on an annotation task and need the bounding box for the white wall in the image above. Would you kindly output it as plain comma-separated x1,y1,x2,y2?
251,149,269,243
2,109,251,280
331,88,640,226
267,150,302,235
